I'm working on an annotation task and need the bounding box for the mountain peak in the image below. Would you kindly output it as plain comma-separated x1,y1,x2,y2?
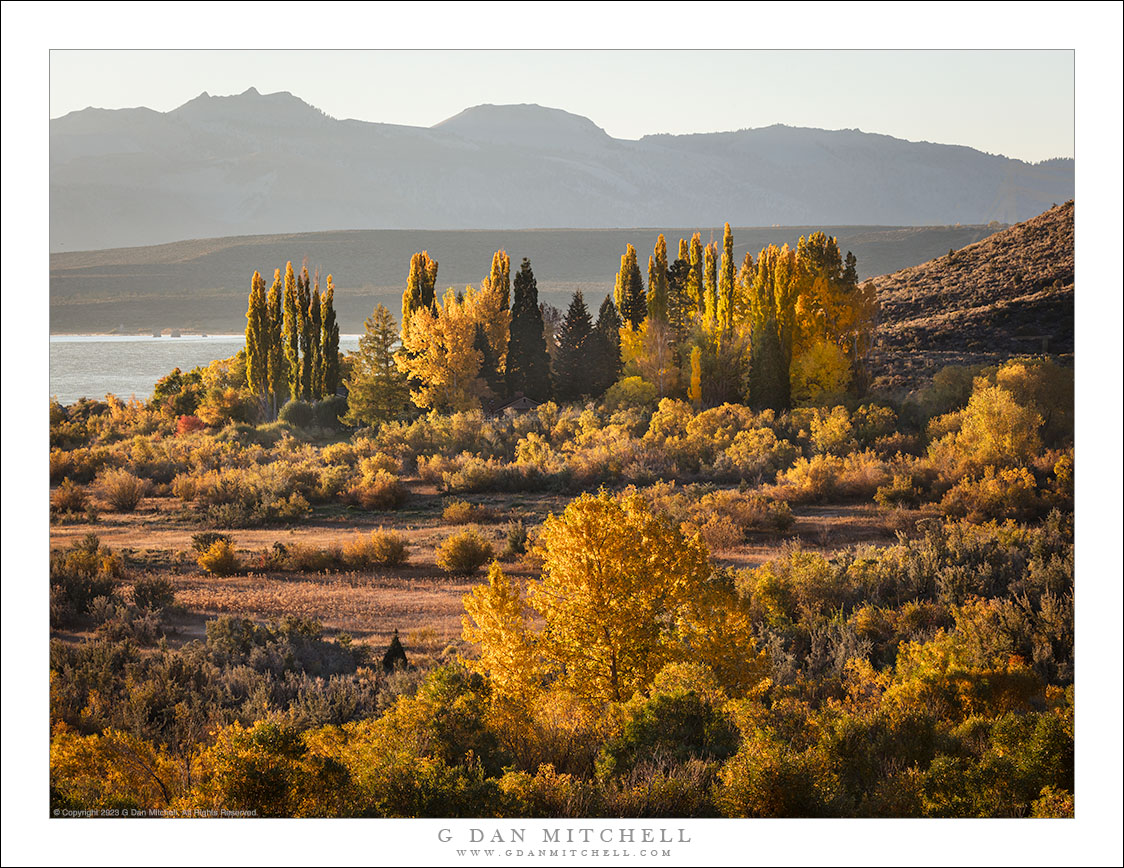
433,103,612,149
170,88,330,125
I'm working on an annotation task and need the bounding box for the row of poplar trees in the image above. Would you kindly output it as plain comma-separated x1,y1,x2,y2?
244,262,341,418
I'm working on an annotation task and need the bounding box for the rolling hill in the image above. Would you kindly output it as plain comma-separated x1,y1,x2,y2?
868,200,1074,391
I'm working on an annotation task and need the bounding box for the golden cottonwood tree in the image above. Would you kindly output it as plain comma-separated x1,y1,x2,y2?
530,492,714,704
398,288,487,412
461,563,539,702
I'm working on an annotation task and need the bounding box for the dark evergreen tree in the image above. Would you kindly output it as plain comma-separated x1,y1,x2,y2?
667,258,691,357
590,294,624,395
474,322,505,405
842,250,859,291
553,291,594,401
503,258,552,401
382,629,408,672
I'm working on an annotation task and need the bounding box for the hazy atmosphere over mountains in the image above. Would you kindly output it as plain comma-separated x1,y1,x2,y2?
50,88,1074,253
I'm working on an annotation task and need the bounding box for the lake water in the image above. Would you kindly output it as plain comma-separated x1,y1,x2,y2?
49,335,361,405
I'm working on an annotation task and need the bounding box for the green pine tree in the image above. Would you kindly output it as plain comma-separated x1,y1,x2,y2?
344,304,411,427
244,270,269,400
591,294,624,395
504,258,552,401
553,291,594,401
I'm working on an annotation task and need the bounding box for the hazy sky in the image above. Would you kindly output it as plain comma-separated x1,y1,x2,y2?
49,49,1074,163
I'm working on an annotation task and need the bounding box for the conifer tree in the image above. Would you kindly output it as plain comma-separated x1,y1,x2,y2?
842,250,859,291
667,257,691,353
473,323,505,404
504,258,552,401
297,266,315,401
591,294,624,395
320,275,340,397
401,250,438,340
717,223,736,333
646,234,669,324
344,304,411,426
244,270,269,399
266,269,286,418
553,291,594,401
703,241,718,325
309,272,323,398
282,261,301,401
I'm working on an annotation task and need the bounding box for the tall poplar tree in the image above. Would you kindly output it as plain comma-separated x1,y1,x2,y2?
266,269,286,418
309,272,323,398
504,258,552,400
553,291,594,401
320,274,340,397
282,261,301,401
297,266,315,400
401,250,438,340
703,242,718,325
688,233,704,318
646,234,669,324
615,243,646,330
717,223,736,333
484,249,511,311
244,270,269,399
748,246,791,411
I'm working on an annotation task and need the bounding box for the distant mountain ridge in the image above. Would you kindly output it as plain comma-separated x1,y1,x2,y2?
50,88,1074,252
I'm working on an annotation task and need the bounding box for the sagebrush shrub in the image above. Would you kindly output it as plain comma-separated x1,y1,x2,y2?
435,529,494,576
97,468,148,512
343,529,411,568
442,500,497,524
350,470,409,510
132,574,176,613
52,479,89,514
